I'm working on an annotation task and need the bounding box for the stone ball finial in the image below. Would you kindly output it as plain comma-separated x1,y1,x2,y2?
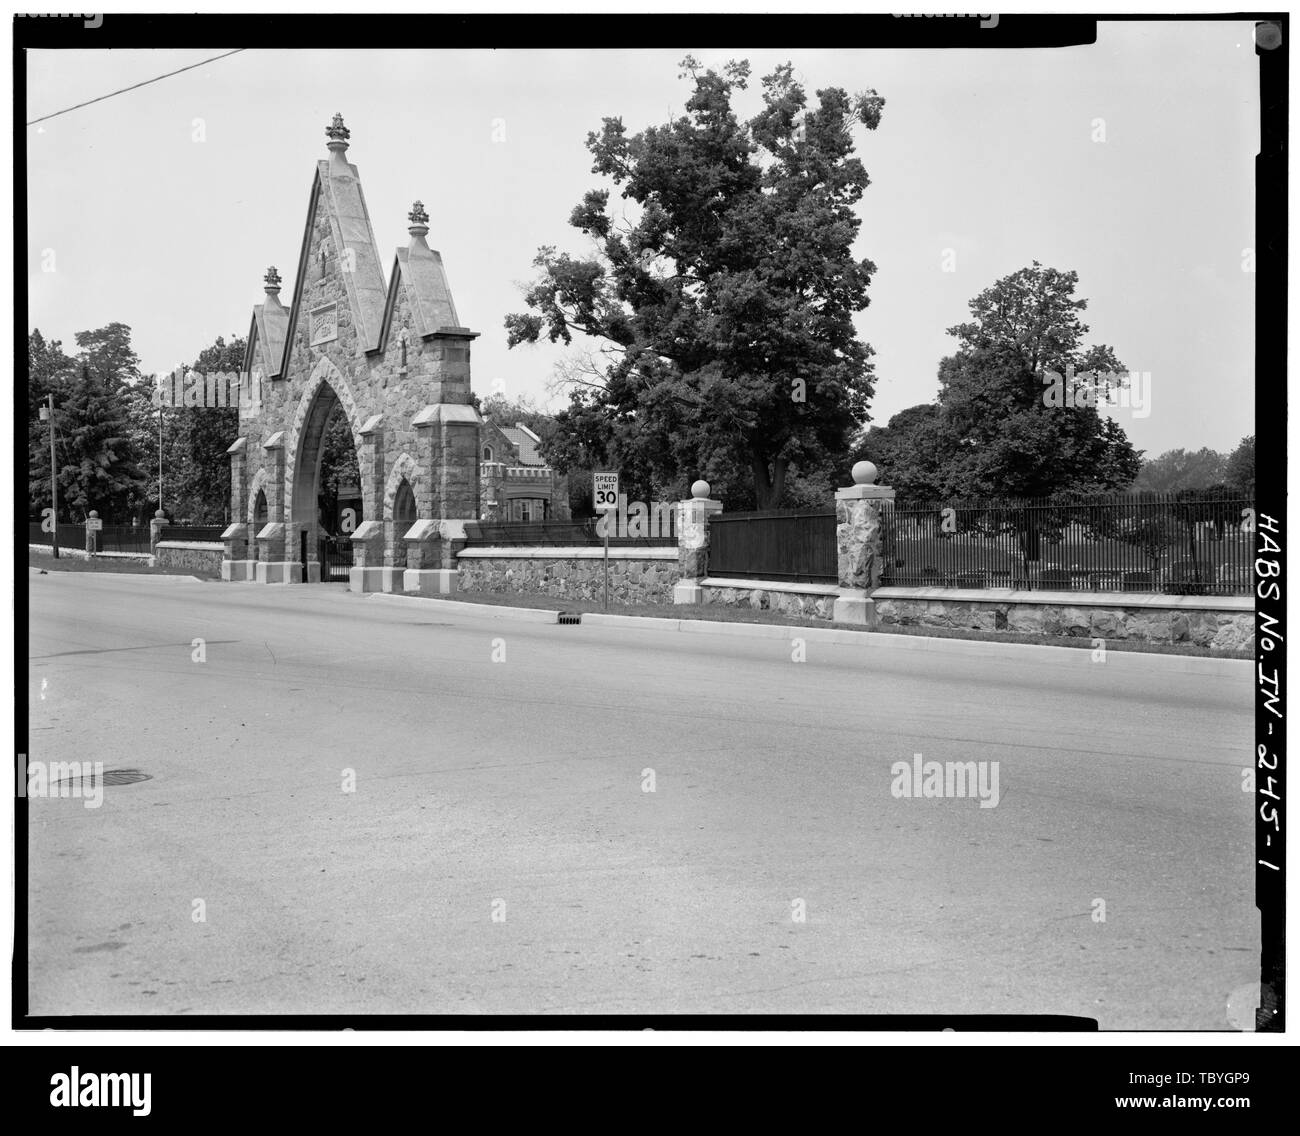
88,510,98,518
691,480,711,499
264,266,281,293
326,113,351,146
851,460,878,485
408,200,429,229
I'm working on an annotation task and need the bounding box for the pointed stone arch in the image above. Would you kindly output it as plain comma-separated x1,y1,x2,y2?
285,354,365,520
247,466,271,524
382,452,426,522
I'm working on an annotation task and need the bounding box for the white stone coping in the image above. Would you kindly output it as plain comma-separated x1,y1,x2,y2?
413,403,482,427
457,545,678,561
221,522,249,539
156,540,225,550
701,576,839,596
871,586,1254,612
350,520,384,541
403,519,441,542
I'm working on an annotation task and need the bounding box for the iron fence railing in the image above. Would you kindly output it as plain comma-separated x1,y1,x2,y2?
29,521,86,548
463,518,676,547
28,520,224,551
161,525,227,542
99,525,152,553
708,509,838,584
882,494,1253,596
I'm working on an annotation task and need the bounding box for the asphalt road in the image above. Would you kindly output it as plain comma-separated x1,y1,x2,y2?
26,569,1258,1025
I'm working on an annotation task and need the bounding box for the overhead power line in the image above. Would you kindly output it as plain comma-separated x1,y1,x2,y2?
27,48,247,127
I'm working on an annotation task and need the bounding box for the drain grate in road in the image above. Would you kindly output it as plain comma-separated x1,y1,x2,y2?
557,611,582,625
52,768,152,789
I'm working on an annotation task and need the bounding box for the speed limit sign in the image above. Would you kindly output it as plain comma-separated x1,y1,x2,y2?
593,471,619,513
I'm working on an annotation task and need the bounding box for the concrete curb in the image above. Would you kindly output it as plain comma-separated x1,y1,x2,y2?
29,567,203,583
365,591,562,623
367,592,1250,676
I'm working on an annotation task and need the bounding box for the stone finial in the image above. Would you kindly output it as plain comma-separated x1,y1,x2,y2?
409,200,429,229
326,112,351,146
264,266,282,295
851,460,878,485
691,479,711,499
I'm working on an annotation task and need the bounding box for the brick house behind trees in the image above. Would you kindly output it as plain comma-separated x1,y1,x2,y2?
478,419,570,522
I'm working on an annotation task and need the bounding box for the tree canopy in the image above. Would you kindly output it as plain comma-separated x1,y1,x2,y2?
865,263,1143,500
1131,447,1227,493
506,57,885,508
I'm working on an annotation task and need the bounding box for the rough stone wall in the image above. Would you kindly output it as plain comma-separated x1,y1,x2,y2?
874,597,1253,654
458,555,678,604
836,496,883,589
703,584,838,621
154,542,224,574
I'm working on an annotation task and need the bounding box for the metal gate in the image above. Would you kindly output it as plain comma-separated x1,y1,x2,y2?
319,536,352,582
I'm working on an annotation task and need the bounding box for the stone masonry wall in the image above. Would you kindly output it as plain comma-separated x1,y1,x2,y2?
874,596,1253,654
703,584,838,621
458,555,678,604
154,541,225,574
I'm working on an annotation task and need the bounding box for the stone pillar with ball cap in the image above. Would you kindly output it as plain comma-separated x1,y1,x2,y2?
672,480,723,605
832,460,895,625
149,510,169,556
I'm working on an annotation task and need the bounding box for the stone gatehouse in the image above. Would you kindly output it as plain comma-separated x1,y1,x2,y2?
221,114,481,594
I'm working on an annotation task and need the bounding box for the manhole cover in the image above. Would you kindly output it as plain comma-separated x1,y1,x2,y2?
52,768,152,789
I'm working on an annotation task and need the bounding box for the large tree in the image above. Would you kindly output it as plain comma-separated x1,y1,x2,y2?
855,403,947,499
55,357,145,519
1225,434,1255,497
1131,447,1227,493
864,263,1142,501
27,330,74,517
165,334,245,522
30,324,148,520
506,57,885,509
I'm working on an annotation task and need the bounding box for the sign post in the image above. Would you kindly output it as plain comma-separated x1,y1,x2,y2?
593,472,619,611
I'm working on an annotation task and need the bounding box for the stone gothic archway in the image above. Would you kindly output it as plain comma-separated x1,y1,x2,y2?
222,116,484,591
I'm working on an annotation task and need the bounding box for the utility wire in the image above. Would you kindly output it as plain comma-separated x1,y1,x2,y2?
27,48,247,126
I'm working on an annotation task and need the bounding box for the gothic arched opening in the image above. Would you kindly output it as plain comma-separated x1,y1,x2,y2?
292,382,361,581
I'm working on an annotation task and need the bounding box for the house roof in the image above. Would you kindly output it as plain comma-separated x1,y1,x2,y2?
501,423,545,466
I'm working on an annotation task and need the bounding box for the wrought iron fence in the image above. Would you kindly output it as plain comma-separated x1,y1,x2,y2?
708,509,838,584
463,518,676,547
162,525,227,542
29,519,224,551
882,494,1253,596
29,521,86,548
100,525,152,553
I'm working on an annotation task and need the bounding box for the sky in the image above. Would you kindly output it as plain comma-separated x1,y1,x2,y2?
25,21,1258,459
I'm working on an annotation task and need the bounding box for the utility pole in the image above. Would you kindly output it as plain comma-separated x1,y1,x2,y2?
40,393,59,558
158,392,164,515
